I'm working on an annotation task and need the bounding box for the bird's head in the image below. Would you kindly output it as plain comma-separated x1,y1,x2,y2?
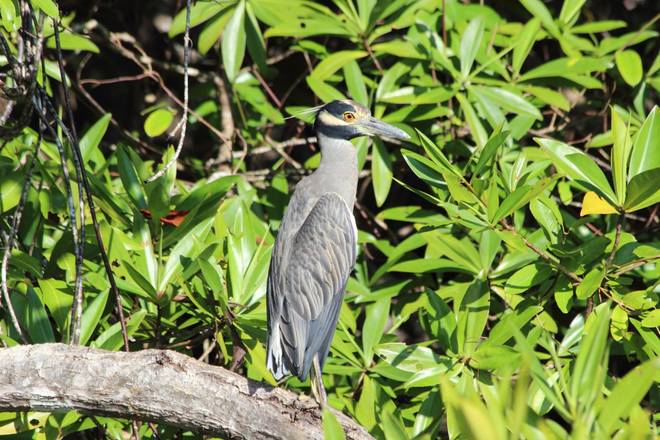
314,100,410,142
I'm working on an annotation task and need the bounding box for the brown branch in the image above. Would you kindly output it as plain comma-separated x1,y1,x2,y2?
501,222,582,284
611,256,660,278
0,344,373,440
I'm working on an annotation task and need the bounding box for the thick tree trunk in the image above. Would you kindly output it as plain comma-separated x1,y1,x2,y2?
0,344,372,440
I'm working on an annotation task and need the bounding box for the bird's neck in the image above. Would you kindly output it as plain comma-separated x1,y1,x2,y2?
314,133,359,207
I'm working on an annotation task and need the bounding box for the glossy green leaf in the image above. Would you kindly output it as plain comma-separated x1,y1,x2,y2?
198,5,233,55
169,2,225,37
559,0,586,26
0,171,23,213
520,0,560,37
79,290,109,345
598,357,660,434
342,60,368,106
570,303,611,409
221,0,246,83
537,138,617,206
80,113,112,164
460,17,484,78
32,0,59,18
611,107,632,203
322,409,345,440
625,168,660,212
310,50,367,81
372,138,393,207
116,146,147,209
629,106,659,178
362,298,390,363
513,18,541,76
576,268,604,300
0,0,16,31
144,108,175,137
46,32,99,53
615,50,643,86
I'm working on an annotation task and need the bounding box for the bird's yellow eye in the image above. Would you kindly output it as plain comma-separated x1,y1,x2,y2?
343,112,356,122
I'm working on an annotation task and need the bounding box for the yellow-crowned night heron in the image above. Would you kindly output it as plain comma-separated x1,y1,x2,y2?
266,100,410,405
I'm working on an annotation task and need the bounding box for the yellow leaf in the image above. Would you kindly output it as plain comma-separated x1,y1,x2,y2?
580,191,617,216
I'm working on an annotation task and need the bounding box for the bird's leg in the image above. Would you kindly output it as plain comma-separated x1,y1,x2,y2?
310,354,327,408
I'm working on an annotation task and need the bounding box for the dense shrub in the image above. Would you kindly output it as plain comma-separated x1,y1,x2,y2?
0,0,658,438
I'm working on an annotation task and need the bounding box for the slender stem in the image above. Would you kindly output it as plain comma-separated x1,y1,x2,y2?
144,0,191,184
54,18,86,346
501,222,582,284
612,256,659,278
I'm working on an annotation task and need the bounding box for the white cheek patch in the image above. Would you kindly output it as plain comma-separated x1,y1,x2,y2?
318,111,345,126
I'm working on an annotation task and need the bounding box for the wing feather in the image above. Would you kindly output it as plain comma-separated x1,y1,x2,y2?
266,192,356,380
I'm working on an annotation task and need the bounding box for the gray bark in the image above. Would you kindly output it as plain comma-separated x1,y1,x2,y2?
0,343,372,440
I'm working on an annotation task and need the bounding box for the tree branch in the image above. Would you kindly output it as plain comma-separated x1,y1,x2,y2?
0,344,372,440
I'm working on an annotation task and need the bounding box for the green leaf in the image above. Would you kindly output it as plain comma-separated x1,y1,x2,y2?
80,113,112,164
355,375,377,429
519,0,561,38
342,60,368,106
520,57,608,81
306,77,346,102
79,290,109,345
460,17,484,78
458,280,490,355
362,298,390,363
0,171,23,213
0,0,16,31
169,2,225,37
198,6,233,55
628,106,659,178
93,309,146,351
382,409,408,440
32,0,59,18
571,20,626,34
372,138,393,207
310,50,367,81
116,146,147,209
37,279,72,333
576,268,604,300
625,168,660,212
524,85,571,111
456,93,487,148
474,131,509,176
504,263,552,297
221,0,246,83
615,50,643,86
559,0,586,26
611,107,632,204
24,286,55,343
401,149,446,189
425,233,481,274
322,409,345,440
144,108,175,137
537,138,617,207
492,178,553,223
513,18,541,76
46,32,99,53
416,129,460,176
244,3,268,73
598,357,660,434
471,86,542,120
570,303,611,409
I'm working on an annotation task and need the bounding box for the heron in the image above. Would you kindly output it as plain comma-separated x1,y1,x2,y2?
266,99,410,406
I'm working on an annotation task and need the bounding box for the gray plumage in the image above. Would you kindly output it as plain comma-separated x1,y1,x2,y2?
266,100,409,384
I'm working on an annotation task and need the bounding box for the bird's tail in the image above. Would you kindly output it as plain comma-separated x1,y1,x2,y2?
266,324,289,380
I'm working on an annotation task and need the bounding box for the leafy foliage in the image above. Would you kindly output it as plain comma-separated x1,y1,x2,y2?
0,0,658,439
